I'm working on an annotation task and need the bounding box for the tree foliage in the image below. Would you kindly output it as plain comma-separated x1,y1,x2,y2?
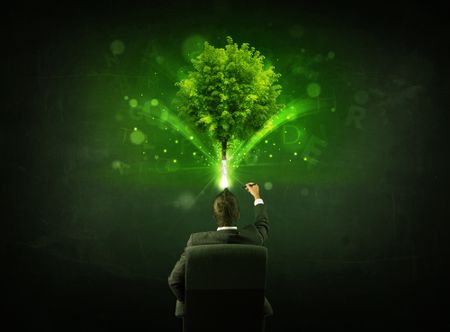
175,36,282,156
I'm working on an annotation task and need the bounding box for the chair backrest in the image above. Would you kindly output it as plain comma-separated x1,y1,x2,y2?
184,244,268,332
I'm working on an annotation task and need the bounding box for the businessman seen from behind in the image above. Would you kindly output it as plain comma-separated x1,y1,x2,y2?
168,182,273,315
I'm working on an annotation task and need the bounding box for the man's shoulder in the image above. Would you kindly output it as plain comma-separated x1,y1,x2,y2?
187,225,261,246
188,231,220,245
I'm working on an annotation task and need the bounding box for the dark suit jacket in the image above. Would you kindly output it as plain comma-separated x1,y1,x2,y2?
168,203,272,316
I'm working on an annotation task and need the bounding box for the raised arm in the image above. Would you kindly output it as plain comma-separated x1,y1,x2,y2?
244,182,269,242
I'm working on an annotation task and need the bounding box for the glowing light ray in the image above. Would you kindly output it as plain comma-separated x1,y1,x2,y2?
194,173,216,202
230,98,331,168
220,159,229,189
163,110,216,163
137,103,216,163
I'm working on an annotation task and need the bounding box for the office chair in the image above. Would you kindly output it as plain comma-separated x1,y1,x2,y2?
175,244,272,332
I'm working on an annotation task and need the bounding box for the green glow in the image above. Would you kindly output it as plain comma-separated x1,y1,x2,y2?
228,98,327,168
118,36,338,187
110,40,125,55
306,83,321,98
155,56,165,65
182,34,207,61
219,160,229,189
129,98,138,108
129,129,146,145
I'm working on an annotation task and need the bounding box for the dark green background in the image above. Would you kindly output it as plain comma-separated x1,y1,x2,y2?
5,1,448,331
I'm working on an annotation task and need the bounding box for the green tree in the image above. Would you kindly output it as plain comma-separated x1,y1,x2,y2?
175,36,282,161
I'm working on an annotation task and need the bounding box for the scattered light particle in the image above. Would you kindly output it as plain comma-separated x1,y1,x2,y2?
269,154,273,158
294,152,298,156
151,98,159,106
173,159,177,163
265,140,268,144
163,149,167,153
130,129,146,145
304,156,308,161
189,136,194,140
129,98,138,108
175,140,179,144
124,96,129,100
192,152,197,156
306,82,321,98
154,155,159,160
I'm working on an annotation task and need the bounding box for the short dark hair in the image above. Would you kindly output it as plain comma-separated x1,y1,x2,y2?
213,188,240,227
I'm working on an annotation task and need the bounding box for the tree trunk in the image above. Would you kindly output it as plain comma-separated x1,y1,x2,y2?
221,140,227,160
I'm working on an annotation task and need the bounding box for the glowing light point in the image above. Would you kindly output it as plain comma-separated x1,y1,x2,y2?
110,40,125,55
192,152,197,156
129,129,146,145
269,154,273,158
173,159,178,163
189,136,194,140
175,140,179,144
163,149,167,153
151,98,159,106
294,152,298,156
304,156,308,161
306,83,321,98
124,96,129,100
129,99,138,108
265,140,268,144
220,159,229,189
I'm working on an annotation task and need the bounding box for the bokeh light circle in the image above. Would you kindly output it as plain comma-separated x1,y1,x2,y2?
110,40,125,55
306,83,321,98
129,129,146,145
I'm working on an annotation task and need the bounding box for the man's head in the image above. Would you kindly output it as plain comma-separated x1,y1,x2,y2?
213,188,240,227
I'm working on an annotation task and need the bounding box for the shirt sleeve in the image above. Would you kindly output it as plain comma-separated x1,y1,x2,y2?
254,198,264,206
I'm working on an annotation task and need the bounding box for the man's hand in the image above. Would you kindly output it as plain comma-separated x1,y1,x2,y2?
244,182,261,199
